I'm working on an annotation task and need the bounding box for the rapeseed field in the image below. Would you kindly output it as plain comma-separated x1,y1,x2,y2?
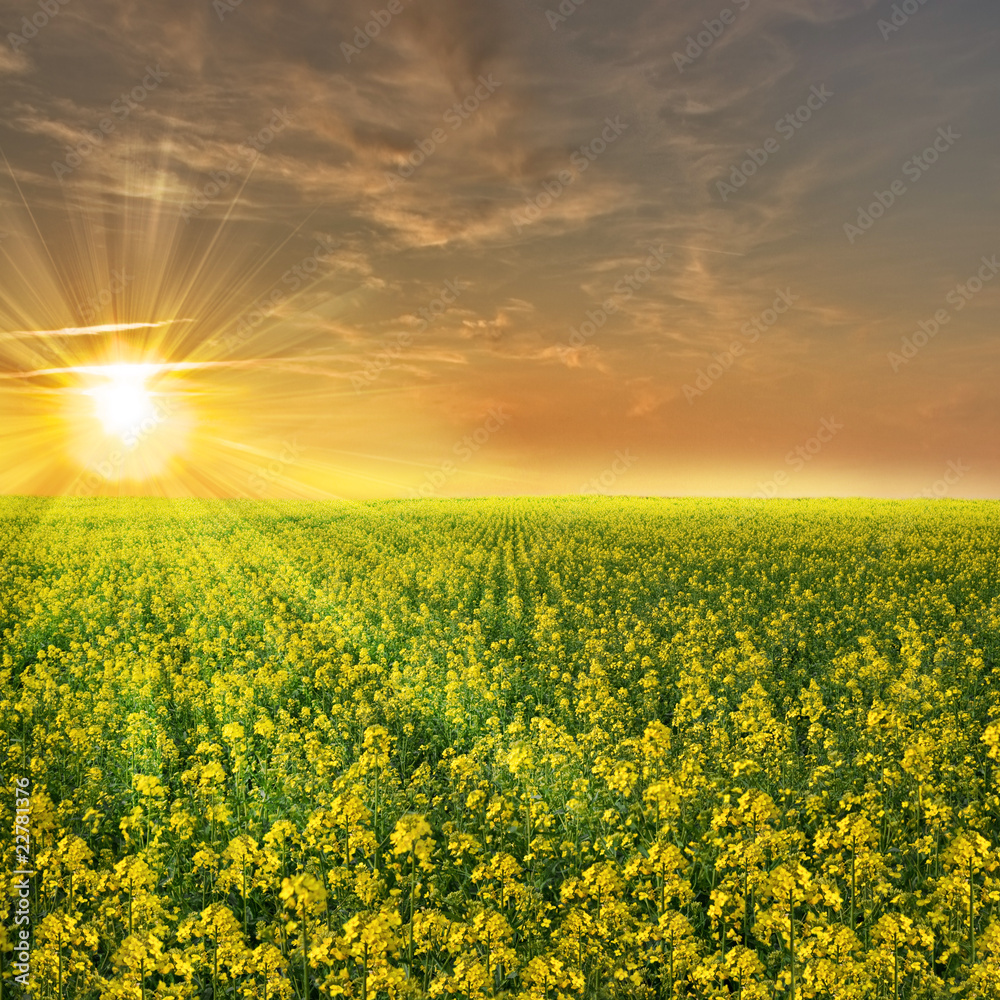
1,497,998,999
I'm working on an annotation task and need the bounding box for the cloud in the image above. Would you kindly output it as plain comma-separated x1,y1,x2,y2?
0,46,30,76
624,376,680,417
0,320,190,342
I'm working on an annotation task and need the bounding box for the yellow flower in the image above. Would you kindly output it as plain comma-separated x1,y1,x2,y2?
390,813,433,858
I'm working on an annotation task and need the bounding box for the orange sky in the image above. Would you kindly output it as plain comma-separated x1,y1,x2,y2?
0,0,997,499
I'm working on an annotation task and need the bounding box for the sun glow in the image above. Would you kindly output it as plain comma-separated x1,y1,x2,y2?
57,361,198,489
86,364,159,439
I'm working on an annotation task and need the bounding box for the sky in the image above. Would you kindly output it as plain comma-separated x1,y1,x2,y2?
0,0,997,500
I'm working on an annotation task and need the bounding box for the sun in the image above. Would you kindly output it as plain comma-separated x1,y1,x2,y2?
86,364,159,439
59,361,197,489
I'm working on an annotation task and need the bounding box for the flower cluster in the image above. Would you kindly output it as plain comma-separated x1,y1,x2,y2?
0,496,998,998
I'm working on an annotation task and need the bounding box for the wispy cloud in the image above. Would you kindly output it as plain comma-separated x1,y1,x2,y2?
0,320,191,342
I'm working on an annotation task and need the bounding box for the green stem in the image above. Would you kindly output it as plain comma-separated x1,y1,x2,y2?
743,860,749,947
409,853,416,973
850,836,856,934
670,927,674,997
789,890,795,1000
302,898,309,1000
893,932,898,1000
970,856,976,964
373,771,380,871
